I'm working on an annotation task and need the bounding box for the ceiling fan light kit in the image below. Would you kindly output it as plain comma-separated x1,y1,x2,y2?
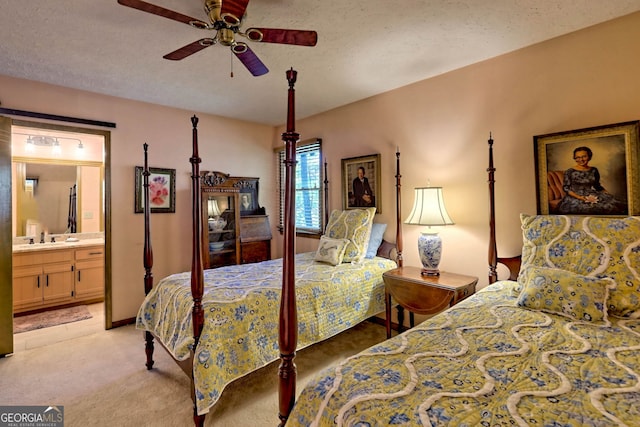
117,0,317,77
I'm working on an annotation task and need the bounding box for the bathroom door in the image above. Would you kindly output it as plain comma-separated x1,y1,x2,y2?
0,116,13,356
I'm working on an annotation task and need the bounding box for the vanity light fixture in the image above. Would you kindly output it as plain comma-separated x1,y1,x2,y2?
17,133,83,156
24,135,59,147
25,136,36,152
52,139,62,156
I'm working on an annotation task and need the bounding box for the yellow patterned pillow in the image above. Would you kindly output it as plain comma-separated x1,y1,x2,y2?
314,236,349,266
325,208,376,263
517,266,614,322
520,214,640,317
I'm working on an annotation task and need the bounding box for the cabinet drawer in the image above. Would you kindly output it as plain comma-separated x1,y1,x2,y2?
13,265,42,278
43,262,74,274
76,259,103,270
13,249,74,267
41,249,73,264
75,246,105,260
13,252,42,268
241,240,271,264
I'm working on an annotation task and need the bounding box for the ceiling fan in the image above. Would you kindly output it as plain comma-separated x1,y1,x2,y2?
117,0,318,76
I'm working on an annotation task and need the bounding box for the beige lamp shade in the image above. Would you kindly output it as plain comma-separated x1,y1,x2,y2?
208,198,222,218
404,187,454,226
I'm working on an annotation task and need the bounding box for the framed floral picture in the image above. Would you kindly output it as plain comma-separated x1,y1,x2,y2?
534,121,639,216
134,166,176,213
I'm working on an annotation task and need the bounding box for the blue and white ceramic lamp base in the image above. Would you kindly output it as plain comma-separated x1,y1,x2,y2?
418,231,442,276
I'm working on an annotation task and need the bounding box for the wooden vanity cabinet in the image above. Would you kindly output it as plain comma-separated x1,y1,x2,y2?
13,249,75,312
75,245,105,300
12,245,105,314
201,171,272,269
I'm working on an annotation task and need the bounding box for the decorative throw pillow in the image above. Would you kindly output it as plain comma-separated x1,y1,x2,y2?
520,214,640,317
517,266,614,322
365,223,387,259
325,208,376,263
314,236,350,266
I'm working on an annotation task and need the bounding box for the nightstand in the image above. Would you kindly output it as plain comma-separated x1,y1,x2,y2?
383,267,478,338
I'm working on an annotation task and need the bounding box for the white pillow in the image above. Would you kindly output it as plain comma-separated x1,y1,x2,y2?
314,236,350,266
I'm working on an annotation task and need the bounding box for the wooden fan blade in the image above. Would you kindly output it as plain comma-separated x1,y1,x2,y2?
163,39,215,61
247,28,317,46
117,0,207,27
220,0,250,22
234,46,269,76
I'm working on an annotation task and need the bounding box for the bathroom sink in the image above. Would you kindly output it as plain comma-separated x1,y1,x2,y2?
13,241,69,250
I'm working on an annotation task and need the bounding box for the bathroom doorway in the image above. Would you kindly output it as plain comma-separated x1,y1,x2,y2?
2,118,111,351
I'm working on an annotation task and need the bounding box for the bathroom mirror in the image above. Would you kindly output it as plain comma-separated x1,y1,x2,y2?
12,160,104,238
11,122,105,239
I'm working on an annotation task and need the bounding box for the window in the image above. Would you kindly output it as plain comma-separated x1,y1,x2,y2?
277,138,323,236
25,177,38,196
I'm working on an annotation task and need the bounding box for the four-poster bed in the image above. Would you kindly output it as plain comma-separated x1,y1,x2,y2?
286,136,640,426
138,69,401,426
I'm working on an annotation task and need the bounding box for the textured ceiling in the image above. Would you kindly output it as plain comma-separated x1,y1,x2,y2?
1,1,640,126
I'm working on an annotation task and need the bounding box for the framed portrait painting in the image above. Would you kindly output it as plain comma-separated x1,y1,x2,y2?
134,166,176,213
341,154,381,213
534,121,639,216
239,187,259,216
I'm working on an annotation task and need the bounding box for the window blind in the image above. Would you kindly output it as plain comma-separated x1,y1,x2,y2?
277,138,323,235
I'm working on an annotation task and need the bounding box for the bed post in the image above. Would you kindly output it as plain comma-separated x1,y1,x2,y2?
189,115,206,427
278,68,299,426
487,134,498,283
324,160,329,227
142,143,155,370
395,149,403,267
487,134,521,283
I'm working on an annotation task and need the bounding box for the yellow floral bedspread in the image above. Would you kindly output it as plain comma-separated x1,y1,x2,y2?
136,252,397,415
288,281,640,426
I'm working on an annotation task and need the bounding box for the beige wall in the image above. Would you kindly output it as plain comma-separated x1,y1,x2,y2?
274,11,640,288
2,11,640,323
1,77,274,322
78,165,102,233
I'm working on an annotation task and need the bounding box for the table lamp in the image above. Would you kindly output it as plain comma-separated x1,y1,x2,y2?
404,186,454,276
207,198,226,231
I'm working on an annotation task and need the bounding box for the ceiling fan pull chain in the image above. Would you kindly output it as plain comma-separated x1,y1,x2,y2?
230,49,234,78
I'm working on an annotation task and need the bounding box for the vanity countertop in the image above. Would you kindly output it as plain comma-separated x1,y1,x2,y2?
13,238,104,253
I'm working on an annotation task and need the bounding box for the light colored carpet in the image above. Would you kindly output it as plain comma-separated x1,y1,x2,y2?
0,320,387,426
13,305,93,334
